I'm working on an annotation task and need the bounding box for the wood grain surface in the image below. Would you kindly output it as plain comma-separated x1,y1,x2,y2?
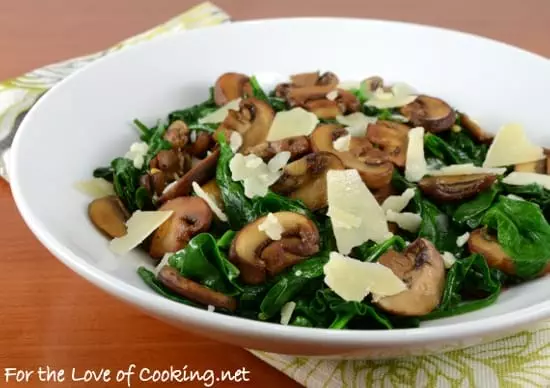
0,1,549,387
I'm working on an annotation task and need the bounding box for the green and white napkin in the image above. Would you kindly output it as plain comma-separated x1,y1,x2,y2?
3,2,550,386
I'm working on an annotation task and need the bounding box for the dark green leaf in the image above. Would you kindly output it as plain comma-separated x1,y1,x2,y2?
248,76,269,102
111,157,140,212
358,236,407,262
453,184,501,228
187,123,218,133
93,166,114,182
168,93,217,125
216,230,236,250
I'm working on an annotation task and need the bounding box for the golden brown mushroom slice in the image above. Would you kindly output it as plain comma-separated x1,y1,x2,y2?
304,89,361,119
459,113,493,144
164,120,190,150
88,195,130,238
243,136,311,161
149,197,213,259
467,228,516,275
229,212,320,284
276,71,339,106
366,120,410,167
271,152,344,210
514,159,546,174
157,266,237,311
418,174,497,202
140,169,168,196
400,95,456,133
362,76,385,92
310,124,394,189
214,98,275,150
158,149,220,204
200,179,224,210
374,238,445,316
187,131,213,158
213,72,253,106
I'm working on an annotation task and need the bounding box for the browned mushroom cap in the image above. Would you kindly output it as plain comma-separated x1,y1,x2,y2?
375,238,445,316
276,71,339,106
164,120,190,149
229,212,320,284
304,99,342,119
158,149,220,204
149,197,213,259
140,169,167,196
467,228,516,275
366,120,410,167
459,113,493,144
418,174,497,202
201,179,224,210
271,152,345,210
213,72,253,106
290,72,322,87
243,136,311,161
400,95,456,133
214,98,275,150
157,266,237,311
149,149,188,177
88,195,129,238
187,131,213,158
362,76,384,92
310,124,394,189
514,159,546,173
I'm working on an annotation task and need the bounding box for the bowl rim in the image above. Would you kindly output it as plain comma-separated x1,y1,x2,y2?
10,16,550,346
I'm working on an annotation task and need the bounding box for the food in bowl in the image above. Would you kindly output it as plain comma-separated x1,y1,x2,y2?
79,70,550,330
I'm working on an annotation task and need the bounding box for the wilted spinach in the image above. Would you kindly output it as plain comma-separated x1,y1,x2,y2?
481,196,550,279
352,236,407,262
110,157,141,212
424,131,486,166
453,184,502,228
168,88,217,125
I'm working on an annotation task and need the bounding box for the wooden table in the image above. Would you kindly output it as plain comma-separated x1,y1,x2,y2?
0,1,548,387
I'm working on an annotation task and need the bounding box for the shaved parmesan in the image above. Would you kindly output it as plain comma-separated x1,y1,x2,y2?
229,153,287,198
385,210,422,233
335,112,377,137
258,213,284,240
333,134,351,152
323,252,407,302
198,98,241,124
207,305,215,312
327,169,392,254
381,188,416,213
229,131,243,153
280,301,296,325
267,107,319,141
442,252,457,269
192,181,228,222
326,90,339,101
405,127,428,182
428,163,506,176
74,178,115,198
125,141,149,169
456,232,470,248
502,172,550,190
154,253,174,277
267,151,291,173
364,85,417,109
109,210,173,255
337,81,361,90
483,123,544,167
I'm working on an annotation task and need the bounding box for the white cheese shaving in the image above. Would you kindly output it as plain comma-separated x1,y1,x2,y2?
327,169,392,254
326,90,339,101
405,127,428,182
266,107,319,141
381,188,416,213
326,206,362,229
442,252,457,269
109,210,173,255
229,153,287,198
280,301,296,325
124,141,149,169
207,305,215,312
192,181,228,222
428,163,507,176
162,179,179,195
229,131,243,153
153,252,174,277
258,213,284,240
267,151,291,173
502,172,550,191
385,210,422,233
333,134,351,152
198,98,241,124
337,81,361,90
507,194,525,201
483,123,544,167
364,84,417,109
456,232,470,248
74,178,115,198
190,130,197,143
335,112,377,137
323,252,407,302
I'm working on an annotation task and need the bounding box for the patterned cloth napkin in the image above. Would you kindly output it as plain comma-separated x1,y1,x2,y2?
3,2,550,387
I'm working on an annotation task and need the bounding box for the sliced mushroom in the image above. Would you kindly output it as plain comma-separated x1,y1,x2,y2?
88,195,129,238
213,72,253,106
290,72,321,87
400,95,456,133
229,212,320,284
366,120,410,167
149,149,187,177
334,89,361,113
214,98,275,150
459,113,493,144
375,238,445,316
304,99,342,119
362,76,384,92
187,131,213,158
276,71,339,106
157,266,237,311
140,169,167,196
201,179,224,210
243,136,310,161
271,152,344,210
418,174,497,202
514,159,546,174
310,124,394,189
467,228,516,274
164,120,190,149
149,196,213,259
158,149,220,204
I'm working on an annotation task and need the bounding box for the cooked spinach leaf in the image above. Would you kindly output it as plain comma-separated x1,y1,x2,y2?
481,196,550,279
168,89,217,125
352,236,407,262
110,157,141,212
453,184,501,228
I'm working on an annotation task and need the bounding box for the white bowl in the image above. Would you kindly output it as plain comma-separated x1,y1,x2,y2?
10,18,550,359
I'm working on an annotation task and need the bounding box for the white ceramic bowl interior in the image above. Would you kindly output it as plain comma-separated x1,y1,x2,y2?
10,18,550,359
